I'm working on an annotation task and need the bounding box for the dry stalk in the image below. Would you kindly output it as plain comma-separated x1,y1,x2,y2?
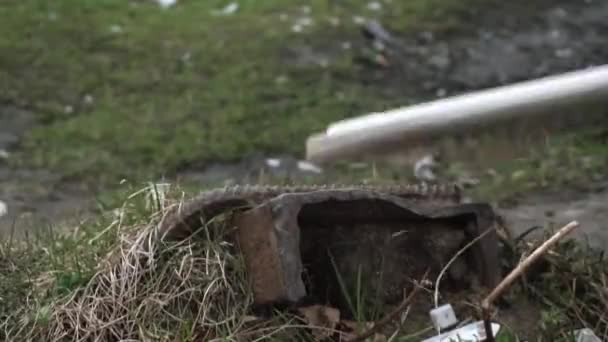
482,220,580,342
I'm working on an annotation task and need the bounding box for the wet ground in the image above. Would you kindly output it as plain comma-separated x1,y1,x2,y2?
1,0,608,246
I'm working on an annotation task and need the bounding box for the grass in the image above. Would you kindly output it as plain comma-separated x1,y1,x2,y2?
1,0,608,340
0,0,489,186
2,183,607,341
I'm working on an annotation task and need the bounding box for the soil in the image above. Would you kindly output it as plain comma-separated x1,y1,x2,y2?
2,0,608,250
0,106,92,236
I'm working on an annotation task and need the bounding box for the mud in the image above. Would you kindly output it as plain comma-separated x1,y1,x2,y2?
0,105,92,236
499,181,608,251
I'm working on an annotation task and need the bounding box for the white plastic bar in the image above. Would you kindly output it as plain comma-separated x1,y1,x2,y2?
306,65,608,163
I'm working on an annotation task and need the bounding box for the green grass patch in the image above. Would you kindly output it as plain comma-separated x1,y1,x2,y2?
0,0,487,185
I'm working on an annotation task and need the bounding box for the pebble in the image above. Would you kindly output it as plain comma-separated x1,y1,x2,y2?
0,201,7,218
297,161,323,174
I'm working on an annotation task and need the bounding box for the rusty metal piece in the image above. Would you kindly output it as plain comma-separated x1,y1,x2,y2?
234,189,501,306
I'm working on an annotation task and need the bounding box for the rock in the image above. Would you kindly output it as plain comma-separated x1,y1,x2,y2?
0,201,7,218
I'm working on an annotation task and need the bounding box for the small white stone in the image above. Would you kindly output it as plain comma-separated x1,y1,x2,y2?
275,75,288,84
212,2,239,16
156,0,177,9
83,94,94,105
0,201,7,218
109,25,123,34
352,16,366,25
297,160,323,174
265,158,282,168
414,154,438,181
292,17,313,33
367,1,382,11
292,24,303,33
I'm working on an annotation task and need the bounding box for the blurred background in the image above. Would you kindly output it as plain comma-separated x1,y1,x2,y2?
0,0,607,243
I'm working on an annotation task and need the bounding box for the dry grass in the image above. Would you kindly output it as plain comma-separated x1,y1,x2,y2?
1,185,276,341
2,183,607,341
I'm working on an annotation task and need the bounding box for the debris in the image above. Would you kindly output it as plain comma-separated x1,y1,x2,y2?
292,17,313,33
109,25,123,34
366,1,382,11
429,304,458,331
211,2,239,16
0,149,9,160
156,0,177,9
83,94,94,105
421,321,501,342
297,160,322,174
265,158,281,168
574,328,602,342
233,189,500,305
0,200,7,218
297,305,340,340
352,16,366,25
414,154,439,181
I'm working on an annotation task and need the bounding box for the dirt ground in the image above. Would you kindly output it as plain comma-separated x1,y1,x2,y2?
1,0,608,247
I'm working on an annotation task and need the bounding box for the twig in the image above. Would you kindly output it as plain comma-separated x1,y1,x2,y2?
482,220,580,342
434,227,495,308
347,269,429,342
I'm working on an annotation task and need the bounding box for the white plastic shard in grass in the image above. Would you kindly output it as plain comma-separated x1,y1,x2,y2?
421,321,501,342
0,200,7,218
306,64,608,163
156,0,177,9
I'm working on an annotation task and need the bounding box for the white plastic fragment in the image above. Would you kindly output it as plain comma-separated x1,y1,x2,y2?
414,154,438,181
212,2,239,16
0,149,9,160
367,1,382,11
0,201,7,218
297,160,323,174
422,321,501,342
265,158,282,168
429,304,458,331
109,25,123,34
156,0,177,9
575,328,602,342
352,16,366,25
292,17,313,33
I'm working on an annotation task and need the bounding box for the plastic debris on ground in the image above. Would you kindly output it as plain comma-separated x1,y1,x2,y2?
414,154,439,181
212,2,239,16
574,328,602,342
156,0,177,9
421,321,501,342
0,200,7,218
